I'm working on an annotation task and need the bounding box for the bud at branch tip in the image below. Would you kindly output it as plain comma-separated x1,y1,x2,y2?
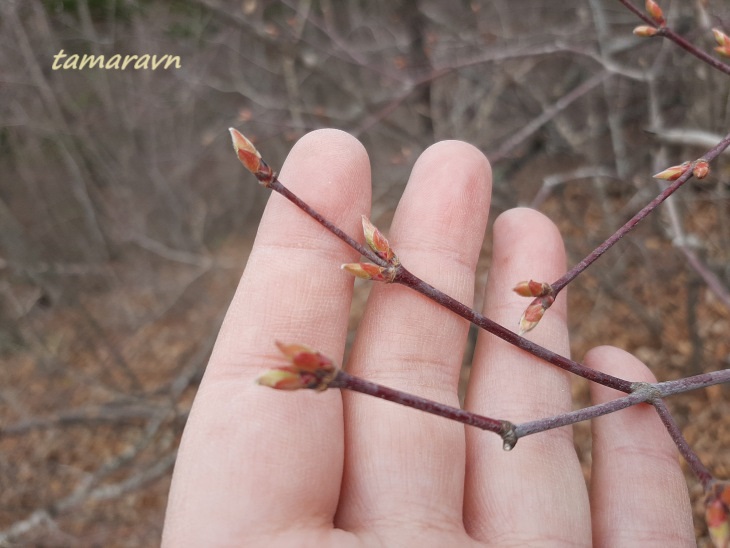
652,161,691,181
712,29,730,58
341,262,397,283
693,159,709,180
633,25,658,38
361,216,396,263
257,368,313,390
713,28,730,48
645,0,665,26
715,46,730,58
705,481,730,548
518,295,555,335
229,127,275,186
256,342,338,391
513,280,553,298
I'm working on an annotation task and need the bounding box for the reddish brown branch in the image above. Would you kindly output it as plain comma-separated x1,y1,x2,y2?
269,180,387,267
394,267,632,391
653,399,714,489
331,370,514,441
551,130,730,294
617,0,730,76
265,172,633,392
266,365,730,454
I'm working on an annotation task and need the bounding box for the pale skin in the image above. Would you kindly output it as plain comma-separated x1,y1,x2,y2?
162,129,695,547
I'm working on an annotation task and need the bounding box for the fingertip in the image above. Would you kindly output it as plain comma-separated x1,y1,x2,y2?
493,208,565,261
285,128,369,171
492,207,566,287
278,129,371,229
166,129,372,542
407,139,492,222
418,139,492,182
393,139,493,271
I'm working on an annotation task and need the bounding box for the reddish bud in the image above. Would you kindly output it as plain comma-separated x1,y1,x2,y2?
513,280,553,298
633,25,658,37
652,161,691,181
713,29,730,57
715,46,730,59
693,159,710,180
229,127,274,185
361,216,396,263
275,341,333,372
257,367,317,390
257,343,338,391
706,482,730,548
341,262,396,283
518,295,555,335
713,28,730,48
645,0,665,25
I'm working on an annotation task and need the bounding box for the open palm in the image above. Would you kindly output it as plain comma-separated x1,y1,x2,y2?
163,130,693,547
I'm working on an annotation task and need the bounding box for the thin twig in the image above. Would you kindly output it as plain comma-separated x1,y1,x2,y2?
514,390,649,439
269,180,386,266
268,173,632,391
325,367,730,450
331,370,512,438
0,410,171,543
0,404,171,437
551,130,730,294
616,0,730,76
517,369,730,438
490,71,611,163
0,449,177,544
395,266,632,391
653,399,715,489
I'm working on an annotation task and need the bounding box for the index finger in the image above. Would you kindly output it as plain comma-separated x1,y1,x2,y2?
163,129,371,545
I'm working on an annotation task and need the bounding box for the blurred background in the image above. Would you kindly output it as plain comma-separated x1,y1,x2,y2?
1,0,729,544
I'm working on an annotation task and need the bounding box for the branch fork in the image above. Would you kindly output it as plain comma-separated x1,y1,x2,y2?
230,67,730,539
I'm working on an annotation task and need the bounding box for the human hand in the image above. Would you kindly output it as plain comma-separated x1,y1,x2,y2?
162,130,694,547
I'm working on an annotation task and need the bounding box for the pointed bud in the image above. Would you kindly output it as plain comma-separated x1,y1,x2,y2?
645,0,665,25
256,367,318,390
513,280,553,298
361,216,395,262
229,127,260,171
518,295,555,335
693,159,710,180
705,481,730,548
257,343,338,391
653,161,691,181
633,25,658,37
712,29,730,57
715,45,730,59
713,28,730,48
275,341,333,372
229,128,275,185
341,262,396,283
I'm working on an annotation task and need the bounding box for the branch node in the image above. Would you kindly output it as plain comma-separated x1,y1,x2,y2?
500,421,518,451
630,381,662,402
